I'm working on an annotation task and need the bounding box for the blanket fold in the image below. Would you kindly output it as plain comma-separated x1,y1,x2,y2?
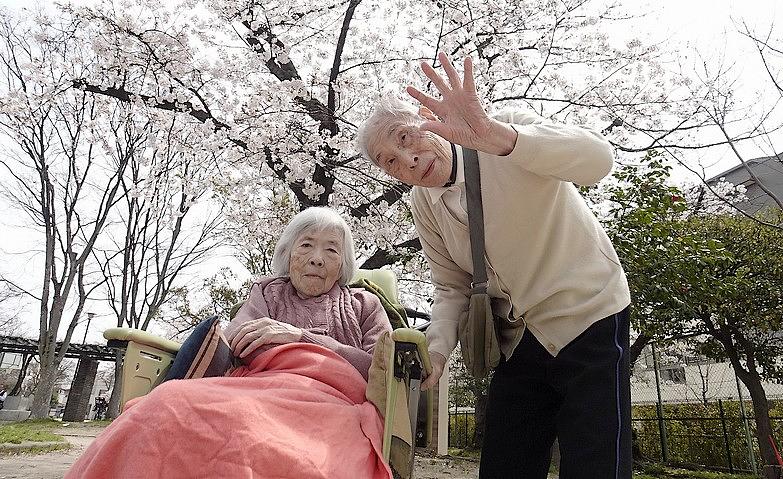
66,343,393,479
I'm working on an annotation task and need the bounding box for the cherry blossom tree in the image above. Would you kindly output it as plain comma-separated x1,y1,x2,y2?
89,110,224,417
2,0,779,422
57,0,724,282
0,13,139,417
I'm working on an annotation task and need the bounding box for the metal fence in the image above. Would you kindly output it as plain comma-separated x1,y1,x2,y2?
631,399,783,473
447,344,783,475
629,345,783,474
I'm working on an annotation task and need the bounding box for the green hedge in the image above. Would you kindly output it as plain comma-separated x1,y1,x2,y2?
633,400,783,472
449,412,477,449
448,399,783,469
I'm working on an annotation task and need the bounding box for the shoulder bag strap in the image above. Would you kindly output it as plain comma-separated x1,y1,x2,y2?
462,147,488,295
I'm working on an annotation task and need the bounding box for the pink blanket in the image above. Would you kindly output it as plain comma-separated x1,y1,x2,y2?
66,343,393,479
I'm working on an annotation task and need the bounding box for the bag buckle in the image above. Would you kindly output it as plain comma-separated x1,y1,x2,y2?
470,281,488,294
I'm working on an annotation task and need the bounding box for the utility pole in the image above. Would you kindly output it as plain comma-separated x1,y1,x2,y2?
652,343,669,463
82,312,94,344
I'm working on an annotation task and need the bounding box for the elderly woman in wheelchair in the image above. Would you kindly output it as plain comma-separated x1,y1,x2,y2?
225,207,390,379
66,207,430,479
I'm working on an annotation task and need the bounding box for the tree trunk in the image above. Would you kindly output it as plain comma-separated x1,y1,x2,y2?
629,333,651,367
30,361,58,418
107,351,123,419
742,373,778,467
472,393,488,450
10,353,33,396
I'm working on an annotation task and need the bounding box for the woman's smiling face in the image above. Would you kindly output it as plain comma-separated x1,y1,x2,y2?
370,124,452,187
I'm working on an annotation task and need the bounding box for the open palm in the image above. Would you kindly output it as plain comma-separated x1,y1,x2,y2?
406,53,494,150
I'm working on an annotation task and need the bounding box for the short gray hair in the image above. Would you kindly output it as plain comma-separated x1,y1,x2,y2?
357,94,422,165
272,207,358,285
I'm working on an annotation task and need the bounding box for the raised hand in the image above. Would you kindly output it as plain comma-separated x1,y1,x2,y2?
227,317,303,358
406,52,516,156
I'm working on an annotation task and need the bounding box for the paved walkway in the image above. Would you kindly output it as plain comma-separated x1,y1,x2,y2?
0,425,99,479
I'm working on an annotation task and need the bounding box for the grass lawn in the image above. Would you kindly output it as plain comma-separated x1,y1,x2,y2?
634,463,760,479
0,419,65,445
447,447,481,460
443,450,760,479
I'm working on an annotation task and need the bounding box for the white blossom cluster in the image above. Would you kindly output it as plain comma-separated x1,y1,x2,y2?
1,0,746,302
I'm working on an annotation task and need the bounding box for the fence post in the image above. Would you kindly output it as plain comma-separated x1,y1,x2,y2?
736,374,758,474
464,410,468,447
718,399,734,473
652,344,669,463
448,408,452,448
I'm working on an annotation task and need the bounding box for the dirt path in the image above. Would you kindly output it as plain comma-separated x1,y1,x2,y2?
0,423,553,479
415,454,480,478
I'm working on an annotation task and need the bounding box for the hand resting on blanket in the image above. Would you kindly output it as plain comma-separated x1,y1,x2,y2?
227,316,303,358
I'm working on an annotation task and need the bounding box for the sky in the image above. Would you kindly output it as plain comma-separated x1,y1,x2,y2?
0,0,781,342
637,0,782,180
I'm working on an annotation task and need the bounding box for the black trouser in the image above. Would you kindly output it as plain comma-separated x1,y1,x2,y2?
479,307,631,479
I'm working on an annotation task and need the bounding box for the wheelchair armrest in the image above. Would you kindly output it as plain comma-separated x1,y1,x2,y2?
103,327,181,355
413,321,429,332
391,328,432,376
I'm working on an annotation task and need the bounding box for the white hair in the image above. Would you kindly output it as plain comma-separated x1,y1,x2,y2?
356,94,422,166
272,207,358,285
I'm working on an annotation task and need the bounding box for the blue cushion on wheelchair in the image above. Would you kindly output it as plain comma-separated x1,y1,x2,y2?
164,316,234,381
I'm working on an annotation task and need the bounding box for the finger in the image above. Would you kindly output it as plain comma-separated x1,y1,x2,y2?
418,121,450,142
421,370,440,391
463,56,476,94
421,376,434,391
229,326,247,351
233,322,268,353
244,329,281,355
406,86,441,112
420,61,451,94
233,331,257,355
438,52,462,90
418,106,438,121
239,330,290,357
231,317,273,349
230,322,257,351
239,335,269,358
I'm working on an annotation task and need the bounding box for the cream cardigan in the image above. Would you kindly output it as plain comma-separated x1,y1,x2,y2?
411,110,631,360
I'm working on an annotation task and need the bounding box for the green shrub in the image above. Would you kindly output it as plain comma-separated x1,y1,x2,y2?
449,413,477,449
633,399,783,472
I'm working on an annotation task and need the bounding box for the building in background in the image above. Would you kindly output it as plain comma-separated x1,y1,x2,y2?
705,154,783,215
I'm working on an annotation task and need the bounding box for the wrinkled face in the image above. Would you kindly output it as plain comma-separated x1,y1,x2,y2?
369,123,452,187
289,227,343,299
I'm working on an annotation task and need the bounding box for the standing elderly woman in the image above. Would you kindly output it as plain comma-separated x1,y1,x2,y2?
358,53,631,479
66,207,394,479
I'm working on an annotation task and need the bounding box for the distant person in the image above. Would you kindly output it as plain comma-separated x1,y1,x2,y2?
92,396,108,420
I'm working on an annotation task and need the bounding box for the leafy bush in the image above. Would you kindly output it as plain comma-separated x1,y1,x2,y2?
449,413,477,449
635,462,759,478
633,399,783,471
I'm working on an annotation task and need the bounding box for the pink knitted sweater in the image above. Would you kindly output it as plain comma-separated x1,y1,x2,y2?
225,276,392,379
